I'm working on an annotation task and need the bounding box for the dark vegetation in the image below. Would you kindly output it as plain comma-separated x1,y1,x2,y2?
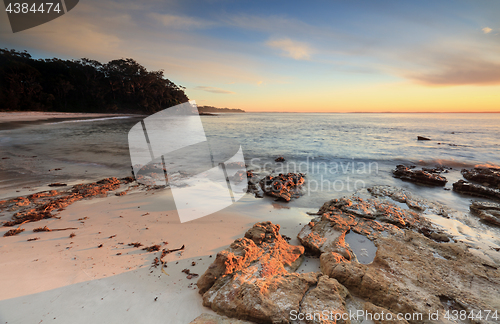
0,48,189,113
197,105,245,113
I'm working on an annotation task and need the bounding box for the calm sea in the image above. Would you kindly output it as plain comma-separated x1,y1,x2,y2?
1,113,499,211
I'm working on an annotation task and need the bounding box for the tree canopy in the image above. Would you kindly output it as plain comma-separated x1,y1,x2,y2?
0,49,189,114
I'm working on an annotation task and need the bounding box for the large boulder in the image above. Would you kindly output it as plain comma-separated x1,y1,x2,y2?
197,222,352,324
197,221,304,295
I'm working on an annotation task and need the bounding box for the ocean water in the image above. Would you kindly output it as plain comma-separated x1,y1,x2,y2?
0,113,499,209
1,112,500,259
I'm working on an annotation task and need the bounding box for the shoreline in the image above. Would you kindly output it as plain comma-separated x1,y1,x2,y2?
1,111,500,323
0,179,315,323
0,111,143,122
0,175,500,323
0,111,143,131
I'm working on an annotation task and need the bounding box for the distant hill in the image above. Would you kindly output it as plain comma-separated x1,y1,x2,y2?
0,48,189,114
198,106,245,113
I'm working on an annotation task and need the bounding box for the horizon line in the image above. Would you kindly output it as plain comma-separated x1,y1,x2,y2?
244,111,500,113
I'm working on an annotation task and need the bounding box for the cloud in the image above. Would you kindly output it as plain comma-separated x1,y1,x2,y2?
266,38,312,60
225,14,316,36
151,13,214,30
193,86,235,94
482,27,493,34
408,57,500,86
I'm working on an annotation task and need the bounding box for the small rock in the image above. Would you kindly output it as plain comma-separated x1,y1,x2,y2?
453,180,500,201
48,183,67,187
462,167,500,188
393,165,447,186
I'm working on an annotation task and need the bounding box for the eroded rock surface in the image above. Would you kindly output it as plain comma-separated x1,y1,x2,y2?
197,222,326,323
259,173,305,202
470,201,500,226
363,302,409,324
462,167,500,188
300,188,500,324
453,180,500,201
392,165,447,186
198,187,500,324
300,275,351,324
1,177,133,227
197,221,305,295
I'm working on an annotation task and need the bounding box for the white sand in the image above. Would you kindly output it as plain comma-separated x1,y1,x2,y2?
0,111,139,123
0,187,315,324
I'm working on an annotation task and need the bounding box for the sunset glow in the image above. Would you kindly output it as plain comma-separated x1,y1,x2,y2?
1,0,499,112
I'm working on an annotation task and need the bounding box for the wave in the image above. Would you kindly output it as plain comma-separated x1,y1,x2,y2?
415,159,481,169
45,116,136,125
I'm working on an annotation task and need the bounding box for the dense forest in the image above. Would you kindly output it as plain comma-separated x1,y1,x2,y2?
0,49,189,114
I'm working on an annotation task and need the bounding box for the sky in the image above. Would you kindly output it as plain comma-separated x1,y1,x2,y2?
1,0,499,112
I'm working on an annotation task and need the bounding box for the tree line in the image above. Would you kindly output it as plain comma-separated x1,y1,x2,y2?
198,106,245,113
0,48,189,114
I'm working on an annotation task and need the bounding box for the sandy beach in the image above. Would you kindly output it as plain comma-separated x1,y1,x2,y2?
0,180,316,324
0,112,142,132
0,112,139,123
1,111,500,324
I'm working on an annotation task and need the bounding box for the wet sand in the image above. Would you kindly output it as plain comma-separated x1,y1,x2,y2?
0,112,141,130
0,183,314,324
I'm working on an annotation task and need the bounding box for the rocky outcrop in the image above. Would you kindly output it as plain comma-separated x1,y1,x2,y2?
392,165,447,186
321,230,500,322
197,222,327,323
462,167,500,188
259,173,305,202
452,180,500,201
300,189,500,324
421,166,450,174
1,177,129,227
197,221,305,295
470,201,500,226
197,187,500,324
